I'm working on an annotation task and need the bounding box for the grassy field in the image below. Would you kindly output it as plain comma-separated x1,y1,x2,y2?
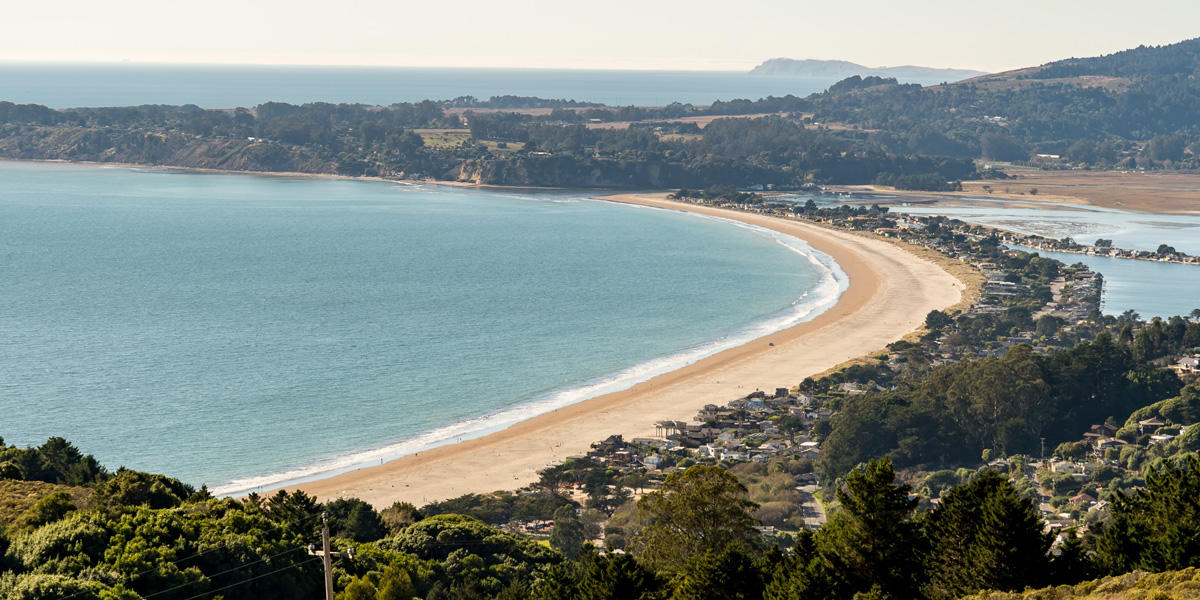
414,129,524,154
963,567,1200,599
0,479,92,525
413,129,471,150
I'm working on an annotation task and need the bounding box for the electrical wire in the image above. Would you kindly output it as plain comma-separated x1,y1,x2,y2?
176,556,322,600
56,509,326,600
139,545,308,599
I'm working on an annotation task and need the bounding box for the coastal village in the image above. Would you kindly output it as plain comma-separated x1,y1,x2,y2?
485,191,1200,553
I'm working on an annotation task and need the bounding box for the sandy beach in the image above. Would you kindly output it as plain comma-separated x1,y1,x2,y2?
292,194,967,507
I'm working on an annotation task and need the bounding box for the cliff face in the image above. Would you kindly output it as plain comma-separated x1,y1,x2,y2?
0,126,335,173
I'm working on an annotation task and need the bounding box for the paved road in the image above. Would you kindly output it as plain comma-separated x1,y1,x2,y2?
796,484,827,528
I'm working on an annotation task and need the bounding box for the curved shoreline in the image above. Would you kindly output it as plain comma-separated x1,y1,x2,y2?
291,194,967,506
214,211,847,497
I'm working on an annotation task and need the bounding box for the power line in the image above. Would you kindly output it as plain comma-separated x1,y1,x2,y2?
141,545,309,599
177,556,322,600
58,509,326,600
55,506,538,600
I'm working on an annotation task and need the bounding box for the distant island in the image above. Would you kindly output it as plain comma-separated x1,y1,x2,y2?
750,57,987,82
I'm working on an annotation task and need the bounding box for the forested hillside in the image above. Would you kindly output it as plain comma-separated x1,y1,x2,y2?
818,335,1182,480
0,99,974,189
805,38,1200,167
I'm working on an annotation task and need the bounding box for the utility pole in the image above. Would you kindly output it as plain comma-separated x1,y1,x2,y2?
322,512,333,600
310,512,354,600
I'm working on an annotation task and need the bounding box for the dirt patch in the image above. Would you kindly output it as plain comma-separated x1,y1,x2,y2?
834,168,1200,215
584,112,788,130
964,168,1200,214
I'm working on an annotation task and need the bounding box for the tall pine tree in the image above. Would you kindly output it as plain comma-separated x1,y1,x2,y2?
1095,454,1200,574
815,459,924,600
922,470,1051,599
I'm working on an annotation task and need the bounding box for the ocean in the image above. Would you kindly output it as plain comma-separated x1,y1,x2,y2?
0,160,843,493
0,63,958,109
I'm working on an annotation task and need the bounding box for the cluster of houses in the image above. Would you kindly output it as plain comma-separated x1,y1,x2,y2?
583,387,827,484
1028,411,1196,533
993,231,1200,265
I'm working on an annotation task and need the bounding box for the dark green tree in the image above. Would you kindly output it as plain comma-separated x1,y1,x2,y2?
815,459,923,600
922,470,1052,599
379,501,423,534
382,514,559,594
324,497,387,542
577,553,666,600
376,564,418,600
11,491,76,533
529,559,585,600
92,469,193,509
1049,532,1094,585
1094,454,1200,573
671,545,768,600
261,489,322,539
550,505,586,558
924,310,953,330
633,465,760,574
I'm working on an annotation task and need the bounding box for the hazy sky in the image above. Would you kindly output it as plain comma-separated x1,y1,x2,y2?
2,1,1197,72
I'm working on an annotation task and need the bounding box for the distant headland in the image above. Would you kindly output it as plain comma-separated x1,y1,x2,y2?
749,58,987,82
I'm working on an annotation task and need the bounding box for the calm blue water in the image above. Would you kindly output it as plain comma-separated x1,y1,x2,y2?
0,161,842,492
1008,247,1200,320
0,63,956,109
878,197,1200,319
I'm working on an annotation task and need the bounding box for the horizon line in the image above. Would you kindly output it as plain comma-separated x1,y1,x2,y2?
0,58,1006,74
